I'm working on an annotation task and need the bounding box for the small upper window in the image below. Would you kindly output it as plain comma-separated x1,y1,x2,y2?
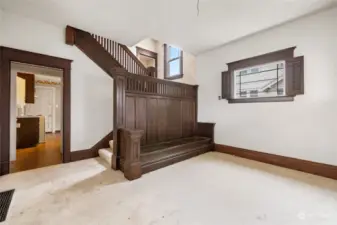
164,44,183,80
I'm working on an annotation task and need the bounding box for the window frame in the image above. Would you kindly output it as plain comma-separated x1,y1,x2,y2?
164,44,184,80
222,47,304,104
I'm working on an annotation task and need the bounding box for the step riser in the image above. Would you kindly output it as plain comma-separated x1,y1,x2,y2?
98,149,113,165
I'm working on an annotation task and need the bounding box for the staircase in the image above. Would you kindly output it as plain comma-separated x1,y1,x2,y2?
65,26,152,78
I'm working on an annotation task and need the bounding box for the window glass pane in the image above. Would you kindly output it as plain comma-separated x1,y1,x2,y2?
233,61,286,99
169,59,181,76
169,46,181,60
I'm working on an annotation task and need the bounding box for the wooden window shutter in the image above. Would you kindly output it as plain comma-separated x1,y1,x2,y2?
286,56,304,96
221,71,232,99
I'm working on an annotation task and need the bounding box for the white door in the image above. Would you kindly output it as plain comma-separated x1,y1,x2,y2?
27,87,54,133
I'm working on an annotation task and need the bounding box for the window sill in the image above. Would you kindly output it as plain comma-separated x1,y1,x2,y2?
164,74,183,80
228,96,294,104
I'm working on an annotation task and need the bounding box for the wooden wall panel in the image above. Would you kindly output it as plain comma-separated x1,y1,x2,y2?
182,100,195,138
167,99,182,140
146,98,158,144
125,93,197,146
157,99,167,142
125,96,135,129
135,97,147,145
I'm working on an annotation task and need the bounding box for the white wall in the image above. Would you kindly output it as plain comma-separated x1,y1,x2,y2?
2,11,114,153
196,8,337,166
130,38,197,85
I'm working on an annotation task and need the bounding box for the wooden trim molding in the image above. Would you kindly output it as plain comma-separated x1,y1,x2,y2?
70,130,114,162
0,47,72,176
136,47,158,78
215,144,337,180
227,47,296,70
221,47,304,104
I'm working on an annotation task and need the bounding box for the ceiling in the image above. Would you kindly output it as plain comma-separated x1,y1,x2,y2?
1,0,336,54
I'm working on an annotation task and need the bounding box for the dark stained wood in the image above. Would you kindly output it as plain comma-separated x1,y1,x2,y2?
227,47,296,71
17,73,35,103
141,137,213,174
215,144,337,180
70,27,123,78
229,96,294,104
286,56,304,96
70,149,95,162
196,122,215,142
136,47,158,77
222,47,304,104
120,128,144,180
65,26,76,45
120,45,150,76
0,47,72,176
112,71,127,170
16,117,39,149
221,71,231,100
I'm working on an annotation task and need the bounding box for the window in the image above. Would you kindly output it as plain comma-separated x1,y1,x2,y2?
164,44,183,80
234,61,286,99
222,47,304,103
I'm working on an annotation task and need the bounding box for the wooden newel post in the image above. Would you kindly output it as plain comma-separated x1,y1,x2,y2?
120,128,144,180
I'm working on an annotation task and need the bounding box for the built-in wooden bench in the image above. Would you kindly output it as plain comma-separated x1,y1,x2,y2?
119,123,215,180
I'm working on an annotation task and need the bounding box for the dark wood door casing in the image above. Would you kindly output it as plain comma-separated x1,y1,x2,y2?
0,47,72,175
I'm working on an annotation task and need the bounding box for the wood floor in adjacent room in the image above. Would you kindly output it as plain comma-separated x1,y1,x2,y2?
10,133,62,173
1,152,337,225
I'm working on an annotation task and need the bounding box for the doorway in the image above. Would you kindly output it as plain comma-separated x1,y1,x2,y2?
0,47,72,175
136,47,158,77
11,63,64,173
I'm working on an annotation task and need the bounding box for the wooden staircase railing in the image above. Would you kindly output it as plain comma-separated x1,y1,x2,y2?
91,34,150,76
66,26,124,78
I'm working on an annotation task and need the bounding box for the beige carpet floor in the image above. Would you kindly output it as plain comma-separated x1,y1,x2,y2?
1,152,337,225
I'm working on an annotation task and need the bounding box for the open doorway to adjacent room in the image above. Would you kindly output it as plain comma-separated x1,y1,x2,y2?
10,62,63,173
136,47,158,77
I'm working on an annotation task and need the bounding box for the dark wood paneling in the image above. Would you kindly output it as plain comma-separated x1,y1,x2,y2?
146,98,158,144
182,100,195,137
215,144,337,180
142,143,213,174
112,73,127,170
125,94,196,146
157,98,167,142
135,97,147,145
196,122,215,142
125,96,135,129
0,47,72,176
